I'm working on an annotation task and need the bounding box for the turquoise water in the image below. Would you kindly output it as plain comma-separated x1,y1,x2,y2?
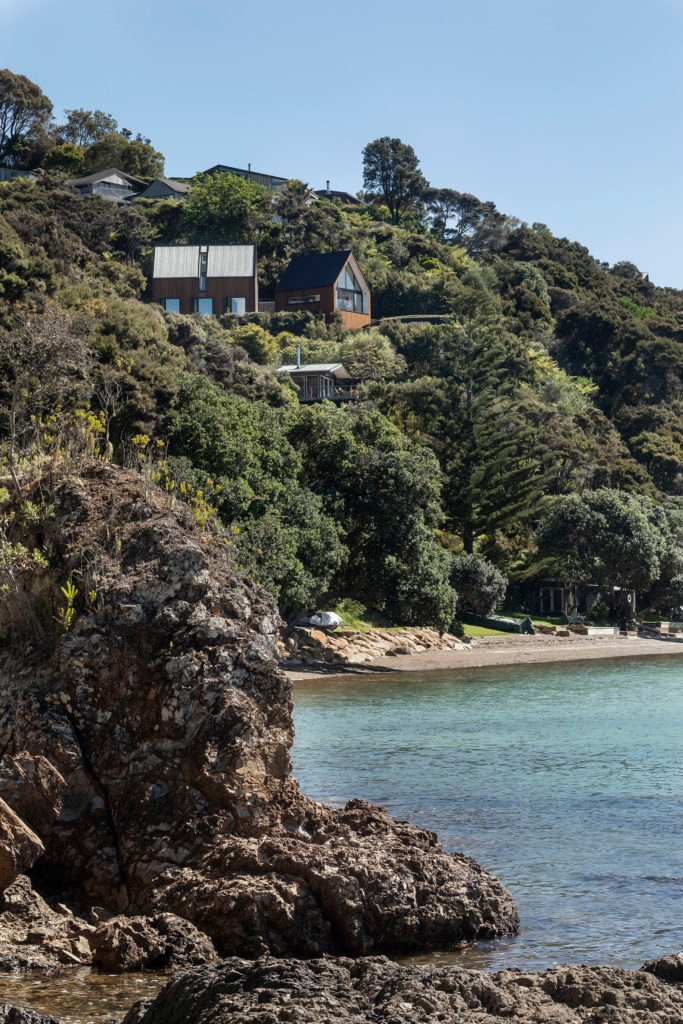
291,656,683,970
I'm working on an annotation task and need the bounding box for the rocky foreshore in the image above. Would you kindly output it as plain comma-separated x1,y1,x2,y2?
124,955,683,1024
280,625,464,667
0,462,516,977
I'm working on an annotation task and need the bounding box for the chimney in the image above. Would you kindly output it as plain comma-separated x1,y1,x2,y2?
296,343,301,368
326,179,330,193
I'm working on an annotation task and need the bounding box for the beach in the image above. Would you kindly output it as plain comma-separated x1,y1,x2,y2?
285,631,683,681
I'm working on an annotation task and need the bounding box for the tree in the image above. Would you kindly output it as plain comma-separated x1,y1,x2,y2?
84,133,164,178
450,552,508,616
535,489,663,614
0,70,53,168
44,142,85,176
362,137,428,225
59,108,118,147
183,172,272,244
426,188,512,255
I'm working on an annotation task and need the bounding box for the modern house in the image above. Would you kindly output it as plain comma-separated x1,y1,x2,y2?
202,163,288,192
134,177,190,201
66,167,147,202
538,579,636,618
276,356,356,403
151,244,258,316
275,251,371,330
313,184,364,207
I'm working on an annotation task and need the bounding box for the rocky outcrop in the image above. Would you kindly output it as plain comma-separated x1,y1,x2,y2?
90,913,218,971
122,955,683,1024
0,1008,62,1024
0,801,43,892
0,875,94,969
0,463,517,960
642,951,683,983
281,627,463,667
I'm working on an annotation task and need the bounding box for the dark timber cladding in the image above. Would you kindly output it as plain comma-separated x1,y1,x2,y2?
275,250,371,329
151,245,258,316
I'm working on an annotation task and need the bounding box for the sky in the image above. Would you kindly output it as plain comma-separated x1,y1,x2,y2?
4,0,683,287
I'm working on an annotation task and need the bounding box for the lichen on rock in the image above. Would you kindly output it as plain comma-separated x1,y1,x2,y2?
0,462,518,962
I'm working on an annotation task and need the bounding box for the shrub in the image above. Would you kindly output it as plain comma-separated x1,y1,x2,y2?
450,552,508,617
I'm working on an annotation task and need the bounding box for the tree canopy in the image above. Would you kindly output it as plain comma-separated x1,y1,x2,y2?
362,137,428,225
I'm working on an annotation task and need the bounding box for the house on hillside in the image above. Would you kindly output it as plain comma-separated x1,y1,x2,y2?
66,167,146,202
134,177,190,201
276,355,356,403
275,250,371,329
202,163,288,191
151,244,258,316
0,167,33,183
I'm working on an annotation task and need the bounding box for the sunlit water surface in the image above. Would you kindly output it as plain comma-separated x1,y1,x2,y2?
0,968,166,1024
292,656,683,971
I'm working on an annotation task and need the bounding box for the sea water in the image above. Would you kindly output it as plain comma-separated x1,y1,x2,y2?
291,656,683,970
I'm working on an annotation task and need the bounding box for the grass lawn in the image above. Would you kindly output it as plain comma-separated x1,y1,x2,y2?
462,624,509,637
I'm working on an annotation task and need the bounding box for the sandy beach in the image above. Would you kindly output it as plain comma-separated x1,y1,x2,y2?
285,632,683,681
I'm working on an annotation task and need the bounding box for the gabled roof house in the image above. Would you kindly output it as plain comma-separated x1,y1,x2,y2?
151,244,258,316
276,359,356,403
66,167,146,202
275,250,371,329
134,177,190,201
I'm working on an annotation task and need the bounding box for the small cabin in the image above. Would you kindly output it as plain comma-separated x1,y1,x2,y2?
538,580,636,618
275,251,371,330
151,244,258,316
276,361,355,403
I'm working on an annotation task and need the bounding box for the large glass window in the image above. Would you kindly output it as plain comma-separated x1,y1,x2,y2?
162,298,181,313
336,263,367,314
192,298,213,316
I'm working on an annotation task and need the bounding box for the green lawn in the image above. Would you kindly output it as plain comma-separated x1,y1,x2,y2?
462,624,509,637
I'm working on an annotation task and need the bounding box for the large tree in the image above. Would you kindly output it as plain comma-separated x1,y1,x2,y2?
183,172,272,244
0,70,53,168
362,137,428,225
58,108,118,147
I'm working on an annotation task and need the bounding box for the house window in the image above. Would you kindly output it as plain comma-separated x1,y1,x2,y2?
288,294,321,305
336,264,367,314
162,298,181,313
228,297,246,315
192,298,213,316
198,247,208,292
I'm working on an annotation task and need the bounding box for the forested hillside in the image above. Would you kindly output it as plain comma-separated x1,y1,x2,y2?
3,70,683,629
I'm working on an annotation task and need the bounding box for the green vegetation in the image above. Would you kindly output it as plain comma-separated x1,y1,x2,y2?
4,71,683,628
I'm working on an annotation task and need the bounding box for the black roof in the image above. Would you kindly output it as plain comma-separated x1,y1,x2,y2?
276,251,353,292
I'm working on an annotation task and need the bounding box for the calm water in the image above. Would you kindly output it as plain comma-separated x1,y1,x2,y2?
291,656,683,971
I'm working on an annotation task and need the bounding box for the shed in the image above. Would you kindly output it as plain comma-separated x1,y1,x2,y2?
276,361,355,402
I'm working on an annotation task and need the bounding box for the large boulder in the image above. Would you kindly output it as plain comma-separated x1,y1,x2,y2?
123,956,683,1024
0,464,518,958
90,913,218,971
0,799,43,891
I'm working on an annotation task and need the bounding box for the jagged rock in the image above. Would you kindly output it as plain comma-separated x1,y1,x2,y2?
0,755,66,835
0,463,517,960
284,626,463,667
0,876,94,970
121,956,683,1024
642,951,683,983
90,913,218,971
0,799,43,891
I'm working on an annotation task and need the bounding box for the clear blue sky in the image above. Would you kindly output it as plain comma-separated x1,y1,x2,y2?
4,0,683,286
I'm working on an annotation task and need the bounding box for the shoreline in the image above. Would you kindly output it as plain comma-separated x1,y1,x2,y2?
284,632,683,681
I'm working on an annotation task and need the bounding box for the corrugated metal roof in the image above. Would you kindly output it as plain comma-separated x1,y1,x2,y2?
153,245,255,279
277,363,351,379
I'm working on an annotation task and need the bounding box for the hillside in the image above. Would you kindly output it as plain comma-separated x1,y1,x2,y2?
2,76,683,627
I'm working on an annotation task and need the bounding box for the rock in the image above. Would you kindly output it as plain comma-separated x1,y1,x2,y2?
0,464,518,960
0,1007,63,1024
0,798,44,891
90,913,218,972
122,956,683,1024
0,755,66,835
642,951,683,983
0,876,94,969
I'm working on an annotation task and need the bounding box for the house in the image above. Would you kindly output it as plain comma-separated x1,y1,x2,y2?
275,250,371,330
276,356,356,403
151,244,258,316
538,579,636,618
202,163,288,192
66,167,146,202
134,177,190,201
313,183,365,207
0,167,33,183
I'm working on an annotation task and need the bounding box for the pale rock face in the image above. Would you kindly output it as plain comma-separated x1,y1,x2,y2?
0,799,43,891
0,464,518,960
